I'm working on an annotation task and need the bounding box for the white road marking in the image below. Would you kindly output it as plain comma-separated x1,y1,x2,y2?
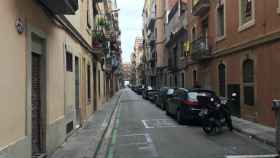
144,133,153,143
225,154,278,158
142,120,155,129
120,133,146,137
118,133,159,157
119,142,148,146
101,118,108,128
142,119,178,129
143,133,159,157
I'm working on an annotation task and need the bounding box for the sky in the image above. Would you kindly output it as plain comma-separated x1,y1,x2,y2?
117,0,144,64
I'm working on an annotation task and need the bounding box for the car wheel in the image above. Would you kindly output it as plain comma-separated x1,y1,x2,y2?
160,103,164,110
162,103,166,110
166,105,171,116
176,109,184,125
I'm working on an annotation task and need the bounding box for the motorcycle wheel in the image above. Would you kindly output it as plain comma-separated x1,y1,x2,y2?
202,119,214,134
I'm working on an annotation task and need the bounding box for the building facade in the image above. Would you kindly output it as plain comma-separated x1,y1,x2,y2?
155,0,167,88
0,0,122,157
143,0,157,88
165,0,188,88
190,0,280,127
142,0,280,127
134,37,145,85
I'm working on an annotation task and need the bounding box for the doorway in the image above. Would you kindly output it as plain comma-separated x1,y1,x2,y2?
31,33,46,156
93,65,97,111
228,84,241,117
75,57,81,126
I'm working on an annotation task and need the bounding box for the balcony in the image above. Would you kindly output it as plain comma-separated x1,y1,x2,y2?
191,36,212,61
147,1,156,29
39,0,78,14
148,15,156,30
148,32,155,46
165,2,187,46
192,0,210,16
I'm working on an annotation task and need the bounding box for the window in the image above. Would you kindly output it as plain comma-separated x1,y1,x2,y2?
87,0,92,29
180,0,187,14
155,28,157,40
218,64,226,97
243,59,255,106
192,27,196,41
98,70,101,97
155,4,157,16
66,52,73,72
180,41,185,57
193,70,197,87
239,0,255,30
216,1,225,38
278,0,280,14
87,64,91,102
181,73,185,88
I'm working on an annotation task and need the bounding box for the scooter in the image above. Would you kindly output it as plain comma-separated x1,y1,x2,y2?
198,95,233,134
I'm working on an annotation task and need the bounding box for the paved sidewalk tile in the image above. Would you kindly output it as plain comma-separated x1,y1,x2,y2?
233,116,276,147
49,91,122,158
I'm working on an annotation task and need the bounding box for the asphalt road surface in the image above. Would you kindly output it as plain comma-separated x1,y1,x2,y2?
110,89,277,158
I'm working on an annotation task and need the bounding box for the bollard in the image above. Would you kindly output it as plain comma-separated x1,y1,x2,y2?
272,100,280,154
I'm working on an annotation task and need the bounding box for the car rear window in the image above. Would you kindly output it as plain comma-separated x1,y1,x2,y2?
167,89,174,95
188,92,213,102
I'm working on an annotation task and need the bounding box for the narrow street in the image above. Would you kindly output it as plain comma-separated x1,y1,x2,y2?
109,89,276,158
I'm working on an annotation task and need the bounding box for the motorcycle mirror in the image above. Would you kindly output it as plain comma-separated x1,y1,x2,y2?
232,93,237,97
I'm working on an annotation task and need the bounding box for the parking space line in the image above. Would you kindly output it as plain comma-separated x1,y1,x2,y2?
143,133,159,157
119,142,148,146
142,120,154,129
142,119,178,129
225,154,279,158
120,133,146,137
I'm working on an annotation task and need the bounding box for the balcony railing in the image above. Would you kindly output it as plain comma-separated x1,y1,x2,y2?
165,3,187,46
148,14,156,30
191,36,212,61
192,0,209,16
39,0,78,14
147,1,156,29
148,32,155,46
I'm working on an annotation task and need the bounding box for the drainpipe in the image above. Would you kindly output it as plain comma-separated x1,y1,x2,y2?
272,100,280,154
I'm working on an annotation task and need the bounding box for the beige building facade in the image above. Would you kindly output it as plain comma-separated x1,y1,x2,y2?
0,0,117,157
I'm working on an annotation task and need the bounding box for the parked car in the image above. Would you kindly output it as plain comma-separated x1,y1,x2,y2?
135,85,145,95
166,88,217,124
131,85,137,92
156,87,175,110
147,89,159,102
142,86,153,99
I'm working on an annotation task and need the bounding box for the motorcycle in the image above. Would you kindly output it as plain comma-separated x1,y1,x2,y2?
198,95,233,134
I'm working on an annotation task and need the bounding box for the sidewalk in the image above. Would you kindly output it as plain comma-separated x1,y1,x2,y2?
48,91,122,158
232,116,276,147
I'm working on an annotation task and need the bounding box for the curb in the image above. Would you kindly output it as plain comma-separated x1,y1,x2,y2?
92,92,122,158
234,126,276,148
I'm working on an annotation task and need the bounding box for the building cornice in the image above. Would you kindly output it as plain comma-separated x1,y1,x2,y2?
214,30,280,58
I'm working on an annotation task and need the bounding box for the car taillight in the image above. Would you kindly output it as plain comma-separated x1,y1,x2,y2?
181,100,199,107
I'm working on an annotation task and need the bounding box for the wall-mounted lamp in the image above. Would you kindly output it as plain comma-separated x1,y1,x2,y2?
15,18,24,34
